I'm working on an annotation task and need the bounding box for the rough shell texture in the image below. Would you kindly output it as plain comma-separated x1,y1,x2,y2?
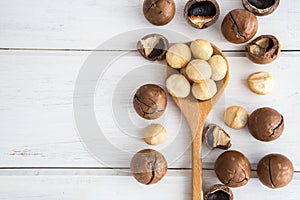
184,0,220,29
133,84,167,120
221,9,258,44
131,149,167,185
215,150,251,187
257,153,294,189
204,184,233,200
143,0,176,26
248,107,284,141
242,0,280,16
245,35,280,64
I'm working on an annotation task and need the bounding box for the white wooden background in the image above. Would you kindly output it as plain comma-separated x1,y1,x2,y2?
0,0,300,199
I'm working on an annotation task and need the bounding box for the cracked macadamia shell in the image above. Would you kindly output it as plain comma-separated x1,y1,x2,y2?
184,0,220,29
215,150,251,187
131,149,167,185
248,107,284,142
204,184,233,200
221,9,258,44
143,0,175,26
257,153,294,189
203,124,231,150
133,84,167,120
242,0,280,16
245,35,280,64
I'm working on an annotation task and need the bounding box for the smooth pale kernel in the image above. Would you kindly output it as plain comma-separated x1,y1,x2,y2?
186,59,212,83
143,124,167,145
166,74,191,98
247,71,274,95
224,106,248,129
190,39,213,60
208,55,228,81
192,79,217,100
166,43,192,69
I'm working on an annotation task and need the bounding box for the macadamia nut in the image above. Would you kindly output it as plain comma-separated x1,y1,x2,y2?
143,124,167,145
166,43,191,69
192,79,217,100
247,71,274,95
190,39,213,60
186,59,212,82
224,106,248,129
166,74,191,98
208,55,228,81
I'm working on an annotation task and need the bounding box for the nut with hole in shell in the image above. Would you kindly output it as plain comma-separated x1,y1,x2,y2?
224,106,248,129
166,43,192,69
221,9,258,44
204,184,233,200
247,71,274,95
166,74,191,98
137,34,169,61
208,55,228,81
190,39,213,60
242,0,280,16
192,79,217,100
246,35,280,64
184,0,220,29
186,59,212,82
203,124,231,150
257,153,294,189
143,0,176,26
143,124,167,145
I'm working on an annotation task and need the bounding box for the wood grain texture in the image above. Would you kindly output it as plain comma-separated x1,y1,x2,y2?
0,0,299,50
0,51,299,171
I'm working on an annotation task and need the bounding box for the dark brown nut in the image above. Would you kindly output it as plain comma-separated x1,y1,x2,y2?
215,150,251,187
257,153,294,189
245,35,280,64
184,0,220,29
131,149,167,185
242,0,280,16
248,107,284,142
204,184,233,200
203,124,231,150
133,84,167,120
221,9,258,44
143,0,176,26
137,34,169,61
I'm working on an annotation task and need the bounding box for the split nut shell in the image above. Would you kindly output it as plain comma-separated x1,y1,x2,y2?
204,184,233,200
242,0,280,16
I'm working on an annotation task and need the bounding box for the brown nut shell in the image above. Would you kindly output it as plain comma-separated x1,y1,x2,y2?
143,0,176,26
131,149,167,185
242,0,280,16
248,107,284,142
257,153,294,189
184,0,220,29
203,124,231,150
245,35,280,64
137,34,169,61
133,84,167,120
204,184,233,200
221,9,258,44
215,150,251,187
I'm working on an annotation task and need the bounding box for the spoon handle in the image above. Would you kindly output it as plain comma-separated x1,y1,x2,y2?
191,120,205,200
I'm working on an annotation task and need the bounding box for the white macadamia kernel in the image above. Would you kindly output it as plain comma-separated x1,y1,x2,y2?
224,106,248,129
186,59,212,83
208,55,228,81
143,124,167,145
192,79,217,100
166,43,192,69
190,39,213,60
166,74,191,98
247,71,274,95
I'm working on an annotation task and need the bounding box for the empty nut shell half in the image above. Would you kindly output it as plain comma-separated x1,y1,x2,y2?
184,0,220,29
137,34,169,61
203,124,231,150
242,0,280,16
246,35,280,64
204,184,233,200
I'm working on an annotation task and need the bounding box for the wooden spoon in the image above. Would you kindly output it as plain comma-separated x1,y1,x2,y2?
165,44,229,200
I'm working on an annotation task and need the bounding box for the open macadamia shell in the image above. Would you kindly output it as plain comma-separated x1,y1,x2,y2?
242,0,280,16
204,184,233,200
184,0,220,29
203,124,231,150
246,35,280,64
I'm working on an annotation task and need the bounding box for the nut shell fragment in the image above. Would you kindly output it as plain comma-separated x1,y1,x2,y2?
203,124,231,150
204,184,233,200
242,0,280,16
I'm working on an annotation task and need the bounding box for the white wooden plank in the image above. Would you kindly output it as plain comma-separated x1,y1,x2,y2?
0,51,299,170
0,0,299,50
0,169,299,200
